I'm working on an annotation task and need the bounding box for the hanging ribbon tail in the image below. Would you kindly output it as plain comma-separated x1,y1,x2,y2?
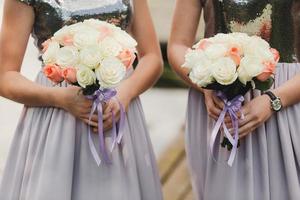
97,103,112,165
88,100,102,166
210,107,227,158
110,110,117,152
227,113,239,166
116,101,126,144
86,88,120,166
210,93,245,167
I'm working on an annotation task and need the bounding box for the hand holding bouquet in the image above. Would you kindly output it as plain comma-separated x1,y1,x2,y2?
182,33,279,166
41,19,138,165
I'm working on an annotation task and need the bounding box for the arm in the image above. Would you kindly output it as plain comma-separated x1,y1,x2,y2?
116,0,163,104
102,0,163,130
0,0,97,128
0,0,59,107
167,0,224,120
167,0,203,92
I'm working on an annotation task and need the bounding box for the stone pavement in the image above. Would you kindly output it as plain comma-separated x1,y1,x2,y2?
0,0,188,177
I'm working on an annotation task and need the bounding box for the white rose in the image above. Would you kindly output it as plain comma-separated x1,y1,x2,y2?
99,37,123,58
113,30,138,49
68,23,93,35
73,29,99,49
211,57,238,85
244,36,273,60
53,26,72,44
76,66,96,88
238,56,265,85
204,43,228,60
211,33,234,43
182,50,204,69
79,45,102,69
56,46,79,67
83,19,116,31
42,41,60,64
95,57,126,88
230,32,251,49
189,60,214,87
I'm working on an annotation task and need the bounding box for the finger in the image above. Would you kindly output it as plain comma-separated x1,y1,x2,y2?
92,127,98,134
239,121,257,139
238,113,253,127
103,112,112,121
81,118,98,127
103,118,113,130
207,103,222,118
84,114,98,123
212,94,225,109
104,101,115,114
208,112,219,121
224,121,233,129
224,115,232,123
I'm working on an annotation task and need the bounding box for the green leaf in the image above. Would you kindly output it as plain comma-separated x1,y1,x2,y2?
254,77,274,91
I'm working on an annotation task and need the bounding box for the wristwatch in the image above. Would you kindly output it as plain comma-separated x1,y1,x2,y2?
264,91,282,112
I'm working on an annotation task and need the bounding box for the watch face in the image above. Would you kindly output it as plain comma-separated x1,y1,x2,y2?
272,98,282,111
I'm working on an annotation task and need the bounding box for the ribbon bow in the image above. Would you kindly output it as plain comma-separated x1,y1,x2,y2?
86,88,126,166
210,91,244,166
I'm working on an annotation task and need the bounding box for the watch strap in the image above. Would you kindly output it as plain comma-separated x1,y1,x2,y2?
264,91,277,101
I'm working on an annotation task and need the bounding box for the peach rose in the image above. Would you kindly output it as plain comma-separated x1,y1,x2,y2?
227,47,241,65
270,48,280,63
62,67,77,84
117,49,136,69
43,64,64,84
256,61,276,81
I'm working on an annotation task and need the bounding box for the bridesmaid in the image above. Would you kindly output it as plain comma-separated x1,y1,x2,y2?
0,0,163,199
168,0,300,199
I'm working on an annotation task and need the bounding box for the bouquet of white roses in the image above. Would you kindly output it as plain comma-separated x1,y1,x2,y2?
41,19,138,165
42,19,137,95
182,32,280,166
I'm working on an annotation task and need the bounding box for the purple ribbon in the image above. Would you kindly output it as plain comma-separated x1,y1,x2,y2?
210,91,244,166
86,89,126,166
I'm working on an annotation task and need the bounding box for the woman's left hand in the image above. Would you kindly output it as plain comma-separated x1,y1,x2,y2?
238,95,274,139
92,87,131,133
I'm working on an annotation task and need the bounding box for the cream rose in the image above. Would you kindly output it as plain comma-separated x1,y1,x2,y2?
238,56,265,85
182,50,208,69
42,41,60,64
189,60,214,87
84,19,116,31
76,66,96,88
113,30,137,49
211,57,238,85
244,36,273,60
79,45,102,69
73,29,99,49
99,37,123,58
56,46,79,68
204,43,228,60
95,57,126,88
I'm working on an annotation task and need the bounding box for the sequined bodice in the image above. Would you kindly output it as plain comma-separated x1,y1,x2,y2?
21,0,132,50
203,0,300,62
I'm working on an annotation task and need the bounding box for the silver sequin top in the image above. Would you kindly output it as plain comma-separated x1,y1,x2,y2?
18,0,133,51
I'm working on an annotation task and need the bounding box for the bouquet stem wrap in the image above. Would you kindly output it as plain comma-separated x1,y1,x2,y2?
87,89,126,166
210,92,244,166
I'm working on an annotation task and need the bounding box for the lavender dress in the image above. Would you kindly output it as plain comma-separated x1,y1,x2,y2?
0,1,163,200
186,0,300,199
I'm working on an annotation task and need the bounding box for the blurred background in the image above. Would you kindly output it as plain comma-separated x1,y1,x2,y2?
0,1,204,199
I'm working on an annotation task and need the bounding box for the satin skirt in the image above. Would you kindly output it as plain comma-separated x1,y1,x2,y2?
0,71,163,200
186,63,300,200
